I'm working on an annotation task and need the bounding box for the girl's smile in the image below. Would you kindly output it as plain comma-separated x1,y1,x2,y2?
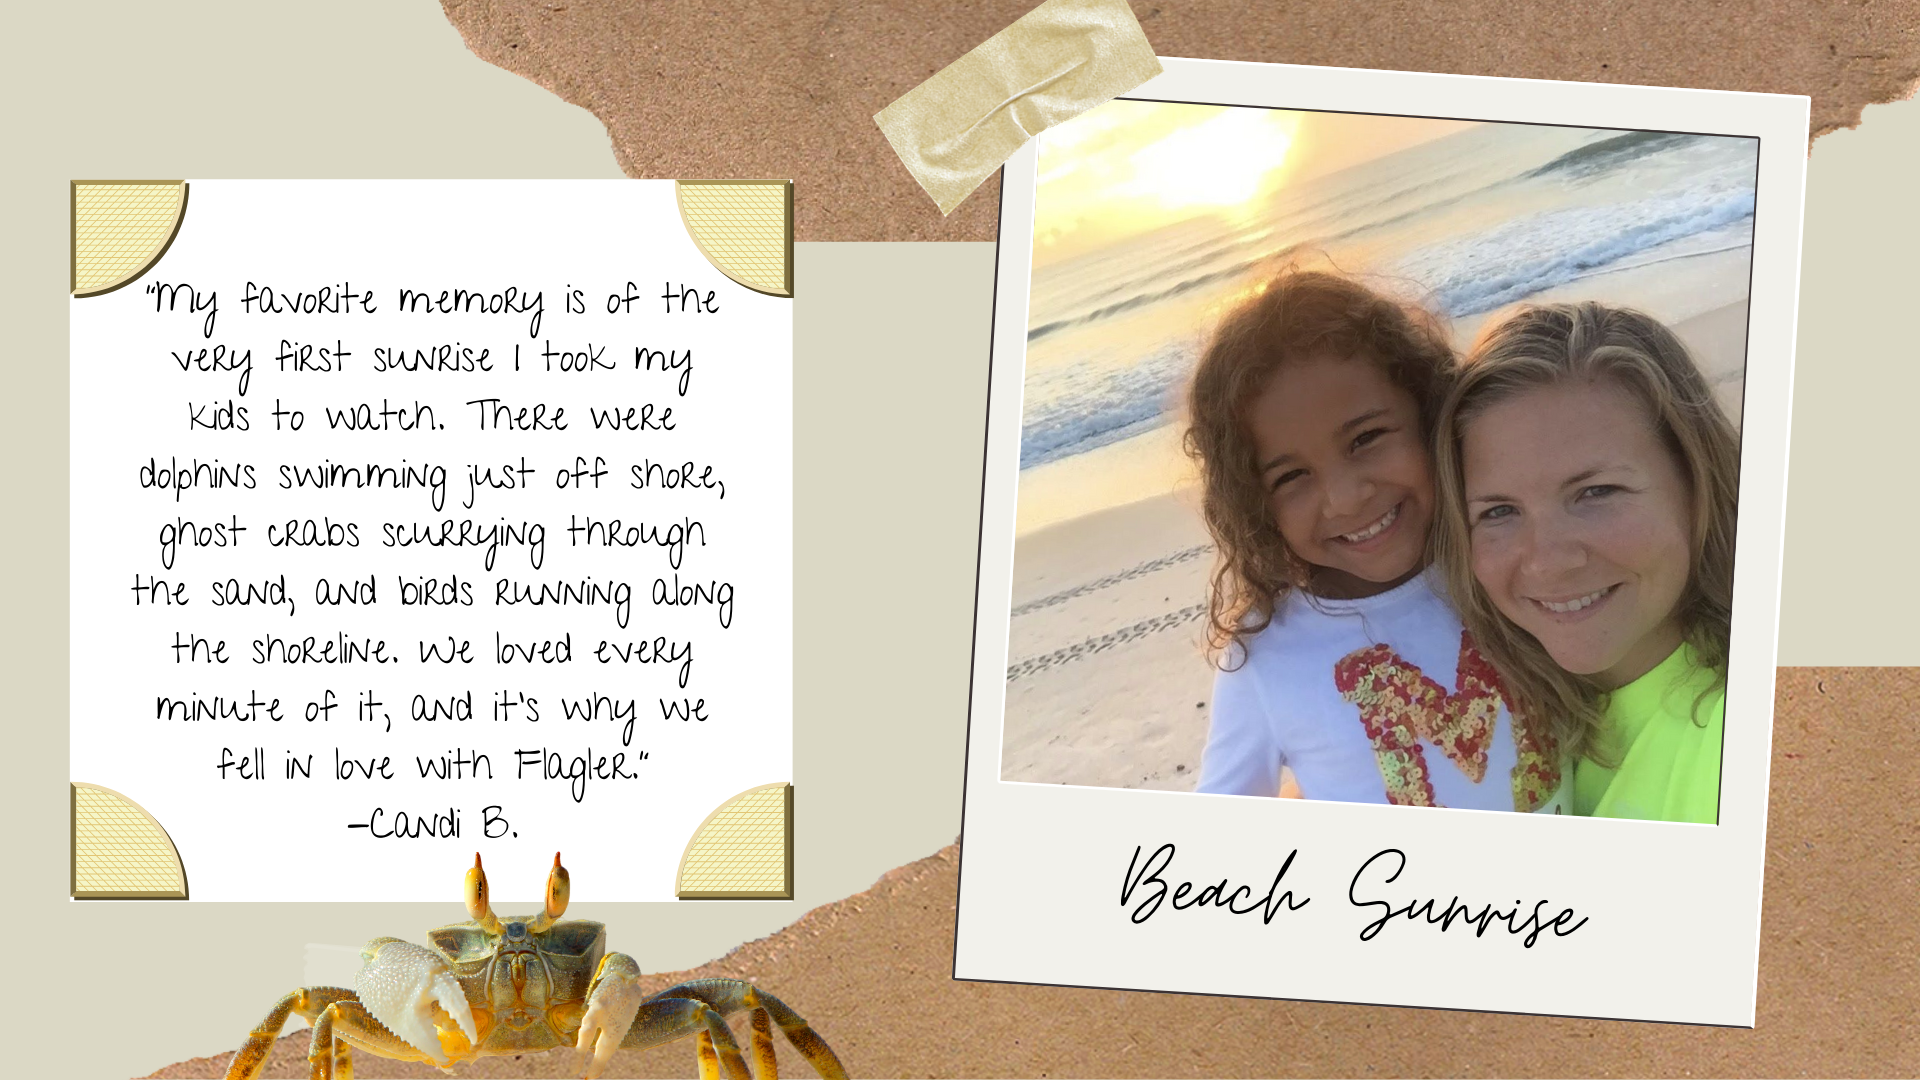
1330,499,1404,548
1248,353,1434,599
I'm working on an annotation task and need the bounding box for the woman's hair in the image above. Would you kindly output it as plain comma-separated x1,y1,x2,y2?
1431,302,1741,762
1184,269,1454,668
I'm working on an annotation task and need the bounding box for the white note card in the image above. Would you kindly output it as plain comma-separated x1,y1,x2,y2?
70,180,792,902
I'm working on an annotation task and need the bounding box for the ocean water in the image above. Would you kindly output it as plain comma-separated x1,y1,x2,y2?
1019,123,1760,475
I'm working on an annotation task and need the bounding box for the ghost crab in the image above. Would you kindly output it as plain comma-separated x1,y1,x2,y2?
225,853,847,1080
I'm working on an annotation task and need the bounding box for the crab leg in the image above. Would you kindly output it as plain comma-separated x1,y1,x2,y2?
750,1007,778,1079
697,1030,721,1080
625,996,753,1080
225,987,357,1080
643,979,848,1080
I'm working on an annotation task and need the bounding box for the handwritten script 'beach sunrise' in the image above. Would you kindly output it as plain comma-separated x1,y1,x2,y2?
1121,844,1590,947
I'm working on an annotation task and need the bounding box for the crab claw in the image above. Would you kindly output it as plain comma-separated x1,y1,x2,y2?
356,937,479,1068
574,954,644,1080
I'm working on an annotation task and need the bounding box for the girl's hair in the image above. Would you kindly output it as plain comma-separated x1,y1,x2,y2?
1431,302,1740,762
1184,269,1454,668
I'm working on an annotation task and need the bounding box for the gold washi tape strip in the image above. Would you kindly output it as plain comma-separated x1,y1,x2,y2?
874,0,1162,215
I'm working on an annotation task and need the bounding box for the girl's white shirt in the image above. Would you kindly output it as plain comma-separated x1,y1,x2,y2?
1197,569,1572,814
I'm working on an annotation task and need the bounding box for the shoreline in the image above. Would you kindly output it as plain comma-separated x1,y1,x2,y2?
1016,295,1749,538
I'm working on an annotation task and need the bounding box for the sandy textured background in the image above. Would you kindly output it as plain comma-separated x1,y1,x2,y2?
7,1,1920,1077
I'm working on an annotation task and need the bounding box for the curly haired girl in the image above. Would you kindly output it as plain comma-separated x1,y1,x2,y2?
1187,270,1565,812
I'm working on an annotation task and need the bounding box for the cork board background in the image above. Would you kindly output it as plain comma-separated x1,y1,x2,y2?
7,2,1919,1076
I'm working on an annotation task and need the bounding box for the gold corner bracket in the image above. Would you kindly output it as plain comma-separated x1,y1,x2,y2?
72,782,189,899
676,782,794,900
674,180,793,298
72,180,190,298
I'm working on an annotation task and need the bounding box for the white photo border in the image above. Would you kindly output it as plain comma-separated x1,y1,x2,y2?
954,58,1807,1026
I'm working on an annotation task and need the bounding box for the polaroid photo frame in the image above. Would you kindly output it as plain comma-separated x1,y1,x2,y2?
955,58,1807,1025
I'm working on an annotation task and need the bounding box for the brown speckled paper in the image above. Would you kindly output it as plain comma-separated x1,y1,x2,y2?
439,0,1920,236
149,669,1920,1079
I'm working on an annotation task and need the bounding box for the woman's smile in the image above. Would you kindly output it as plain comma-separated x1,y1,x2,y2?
1528,583,1619,617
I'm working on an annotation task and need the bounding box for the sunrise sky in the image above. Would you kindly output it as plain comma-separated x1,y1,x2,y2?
1032,101,1480,267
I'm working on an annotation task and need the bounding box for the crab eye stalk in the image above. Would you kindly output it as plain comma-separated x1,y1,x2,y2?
529,851,572,932
546,851,571,920
464,853,502,933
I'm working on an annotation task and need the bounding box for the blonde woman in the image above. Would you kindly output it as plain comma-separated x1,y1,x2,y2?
1433,302,1739,823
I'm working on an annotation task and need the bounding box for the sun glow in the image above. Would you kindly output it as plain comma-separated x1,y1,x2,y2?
1034,103,1306,264
1123,109,1296,209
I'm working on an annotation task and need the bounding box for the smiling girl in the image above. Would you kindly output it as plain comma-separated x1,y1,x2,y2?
1433,302,1739,823
1187,270,1566,813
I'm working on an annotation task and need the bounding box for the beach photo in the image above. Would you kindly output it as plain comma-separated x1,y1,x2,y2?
1000,100,1756,814
957,58,1803,1025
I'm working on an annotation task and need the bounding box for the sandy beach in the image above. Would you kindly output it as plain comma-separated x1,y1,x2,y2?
998,299,1750,794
